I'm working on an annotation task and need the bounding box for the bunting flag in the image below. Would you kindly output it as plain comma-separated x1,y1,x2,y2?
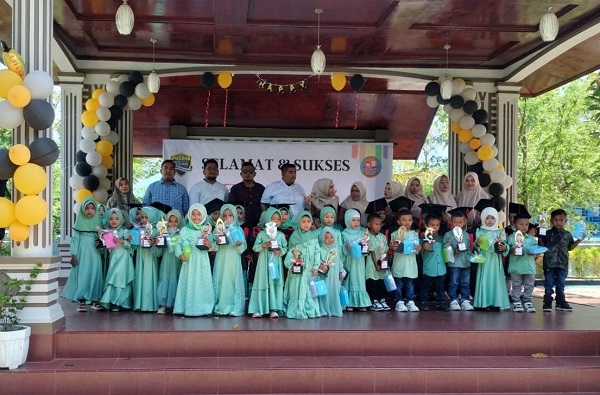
255,74,311,93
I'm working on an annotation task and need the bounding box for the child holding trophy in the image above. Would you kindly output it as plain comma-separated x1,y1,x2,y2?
506,213,538,313
390,209,422,312
132,206,163,312
156,210,183,314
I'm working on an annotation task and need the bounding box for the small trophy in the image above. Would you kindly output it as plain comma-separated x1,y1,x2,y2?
395,226,407,252
454,227,467,251
290,247,304,274
155,218,168,247
196,223,212,250
361,229,370,254
215,218,228,245
514,230,524,256
379,252,389,270
265,221,279,250
538,213,547,236
141,222,153,248
423,227,435,244
319,248,337,276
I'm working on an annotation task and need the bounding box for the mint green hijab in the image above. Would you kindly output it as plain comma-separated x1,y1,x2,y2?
74,197,102,232
288,210,317,248
186,203,208,231
263,207,282,228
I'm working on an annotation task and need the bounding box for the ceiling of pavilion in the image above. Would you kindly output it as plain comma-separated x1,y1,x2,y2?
3,0,600,159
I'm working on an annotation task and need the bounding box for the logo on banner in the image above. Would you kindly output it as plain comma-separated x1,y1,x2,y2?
170,153,193,176
352,144,388,178
360,156,381,178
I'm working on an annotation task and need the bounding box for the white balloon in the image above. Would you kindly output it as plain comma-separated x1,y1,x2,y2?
117,74,129,83
459,115,475,130
127,95,142,111
498,211,506,225
92,165,108,178
73,201,81,214
135,83,151,99
490,169,506,183
459,142,473,154
99,177,111,190
96,106,111,122
450,108,465,122
79,137,97,153
93,188,109,203
105,80,120,95
442,104,452,114
452,79,466,96
426,96,439,108
461,87,477,101
0,100,24,128
69,174,84,189
483,158,499,171
98,92,115,107
480,134,496,146
102,131,119,145
502,175,513,188
86,151,102,166
23,70,54,99
471,124,486,138
492,145,499,157
80,126,95,139
95,121,111,136
437,74,452,84
464,151,479,165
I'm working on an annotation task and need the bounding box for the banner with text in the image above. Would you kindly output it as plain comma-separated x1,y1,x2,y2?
163,140,393,202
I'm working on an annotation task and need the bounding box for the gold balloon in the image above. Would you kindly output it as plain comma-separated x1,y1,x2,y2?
469,138,481,150
14,163,47,195
331,72,346,92
451,121,461,134
85,98,101,112
92,88,105,99
0,197,16,228
498,163,505,170
15,195,47,225
477,145,494,161
76,188,93,203
0,69,23,99
9,144,31,165
101,154,114,168
458,129,473,143
218,72,233,89
81,110,99,127
95,140,113,156
140,93,155,107
9,220,29,242
7,84,31,108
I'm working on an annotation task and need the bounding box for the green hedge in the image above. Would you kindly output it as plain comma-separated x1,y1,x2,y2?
570,247,600,278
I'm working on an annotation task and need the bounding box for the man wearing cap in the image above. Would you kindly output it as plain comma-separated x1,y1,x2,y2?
189,159,229,206
228,162,265,228
143,160,189,214
261,162,307,217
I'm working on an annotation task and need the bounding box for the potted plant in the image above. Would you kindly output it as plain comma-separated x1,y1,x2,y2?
0,262,41,369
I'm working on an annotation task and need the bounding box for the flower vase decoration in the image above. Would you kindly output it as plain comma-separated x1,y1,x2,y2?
155,218,168,247
514,230,524,256
215,218,228,245
265,221,279,250
196,223,212,250
290,247,304,274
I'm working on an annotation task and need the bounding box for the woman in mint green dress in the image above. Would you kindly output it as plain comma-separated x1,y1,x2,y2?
474,207,510,310
156,209,184,314
249,207,288,318
100,209,134,311
341,209,371,311
173,203,216,316
132,206,163,311
212,204,247,316
283,211,321,319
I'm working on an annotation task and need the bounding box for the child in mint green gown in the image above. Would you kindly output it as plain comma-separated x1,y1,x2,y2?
132,206,163,311
317,227,344,317
341,209,371,311
156,209,184,314
212,204,247,316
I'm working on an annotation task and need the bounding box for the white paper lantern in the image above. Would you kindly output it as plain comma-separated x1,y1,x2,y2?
147,72,160,94
440,78,453,100
311,46,326,75
539,9,559,42
116,0,134,35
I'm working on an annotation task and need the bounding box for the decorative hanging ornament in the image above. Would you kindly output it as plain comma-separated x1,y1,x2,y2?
116,0,134,35
147,38,160,93
311,9,326,75
539,7,559,42
439,44,453,100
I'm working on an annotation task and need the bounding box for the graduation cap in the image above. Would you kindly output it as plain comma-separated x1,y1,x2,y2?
204,198,224,214
149,201,172,215
365,198,388,215
127,203,143,209
508,202,531,218
474,198,494,212
448,207,471,217
389,196,414,212
419,203,449,217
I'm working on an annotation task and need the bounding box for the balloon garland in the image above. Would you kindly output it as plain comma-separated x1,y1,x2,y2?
0,41,59,242
69,71,156,213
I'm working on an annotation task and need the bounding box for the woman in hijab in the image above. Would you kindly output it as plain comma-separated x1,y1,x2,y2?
404,177,428,218
107,177,140,211
429,175,457,210
309,178,339,218
382,181,404,228
455,172,489,208
339,182,368,225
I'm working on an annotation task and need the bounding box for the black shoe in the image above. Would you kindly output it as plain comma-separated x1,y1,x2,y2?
419,303,430,311
436,304,449,311
555,301,573,311
542,302,552,312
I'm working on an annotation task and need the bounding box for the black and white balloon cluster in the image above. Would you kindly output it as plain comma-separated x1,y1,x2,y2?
69,71,156,212
425,77,512,216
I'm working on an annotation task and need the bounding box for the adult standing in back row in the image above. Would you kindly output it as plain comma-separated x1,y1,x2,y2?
143,160,189,214
261,163,306,218
189,159,229,205
228,161,265,228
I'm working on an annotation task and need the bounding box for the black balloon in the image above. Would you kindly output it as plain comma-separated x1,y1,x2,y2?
23,99,55,130
119,81,135,97
478,172,491,188
29,137,59,167
463,100,478,114
488,182,504,197
468,163,484,175
109,105,123,121
491,196,506,211
75,161,92,177
449,95,465,109
76,150,87,163
350,74,366,91
129,71,144,86
482,122,490,132
0,148,18,180
436,94,450,105
424,81,440,96
108,117,119,130
202,72,216,89
114,94,128,109
83,175,100,191
473,109,489,124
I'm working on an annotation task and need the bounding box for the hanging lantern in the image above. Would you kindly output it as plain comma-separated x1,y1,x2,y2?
116,0,134,35
539,8,559,42
311,45,326,75
439,76,453,100
147,38,160,93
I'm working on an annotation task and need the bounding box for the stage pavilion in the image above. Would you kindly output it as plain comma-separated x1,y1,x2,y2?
1,1,600,393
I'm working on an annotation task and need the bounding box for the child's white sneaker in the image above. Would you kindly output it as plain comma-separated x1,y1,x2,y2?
461,300,474,311
406,300,420,312
371,300,384,312
523,302,536,313
449,299,461,311
157,306,167,315
395,301,408,312
512,302,524,313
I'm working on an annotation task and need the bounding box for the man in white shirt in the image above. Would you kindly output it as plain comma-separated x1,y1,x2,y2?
189,159,229,205
261,162,306,217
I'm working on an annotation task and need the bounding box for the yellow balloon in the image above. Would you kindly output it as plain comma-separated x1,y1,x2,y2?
9,144,31,165
101,154,114,168
76,188,93,203
458,129,473,143
331,72,346,92
96,140,113,156
451,121,461,134
498,163,505,170
0,69,23,99
477,145,494,161
85,98,101,113
0,197,16,228
469,138,481,150
7,84,31,108
218,72,233,89
92,88,105,99
140,93,155,107
14,163,47,195
15,195,48,225
9,221,30,242
81,110,99,127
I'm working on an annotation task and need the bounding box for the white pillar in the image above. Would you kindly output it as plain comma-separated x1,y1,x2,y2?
495,83,521,203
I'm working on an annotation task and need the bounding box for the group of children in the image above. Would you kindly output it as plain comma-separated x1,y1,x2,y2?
63,194,583,318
